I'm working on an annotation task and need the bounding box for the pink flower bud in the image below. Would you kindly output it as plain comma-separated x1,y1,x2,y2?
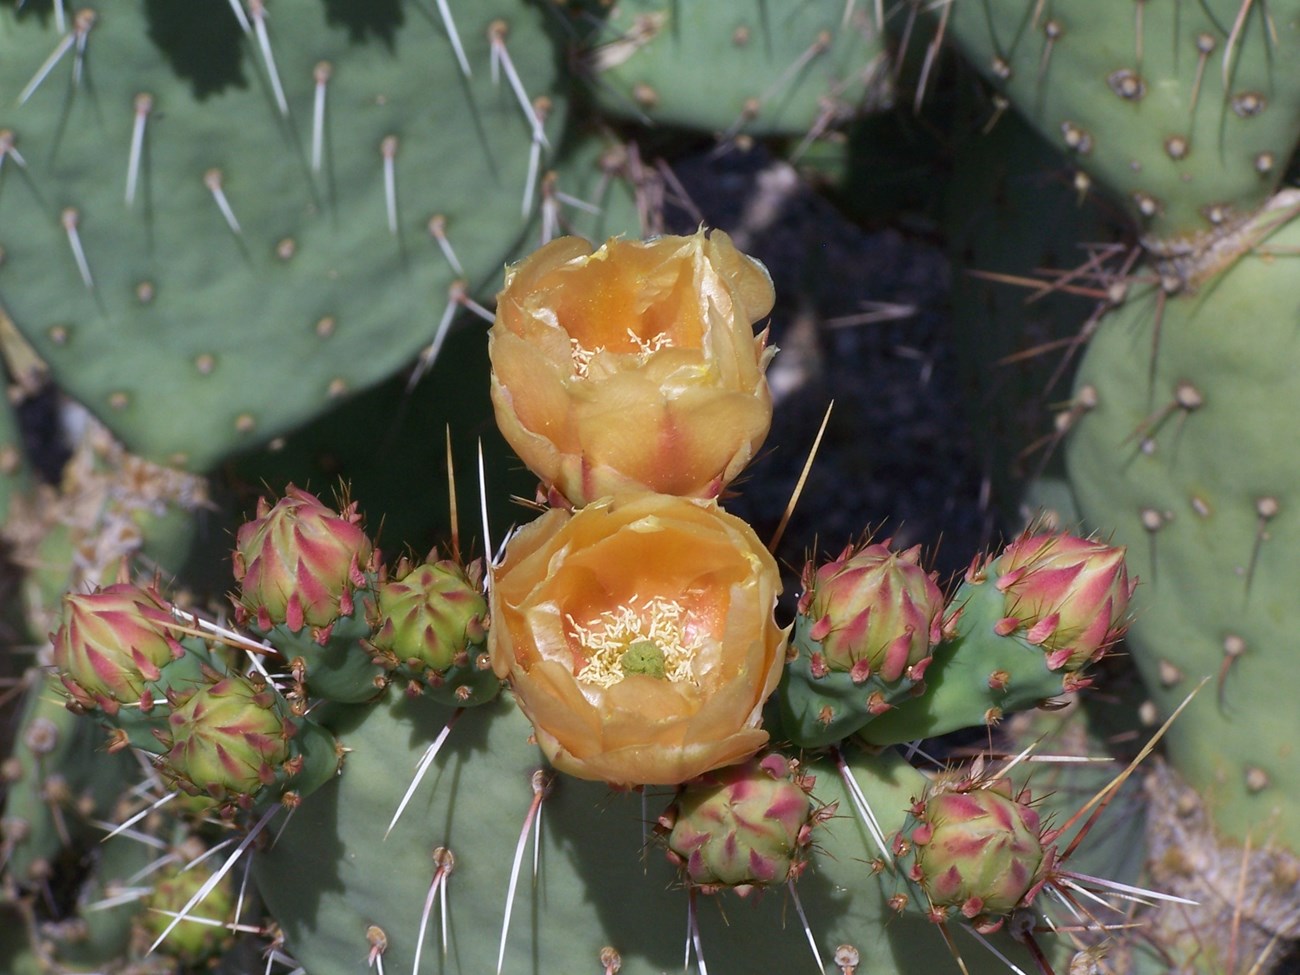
801,541,944,683
909,779,1046,924
232,486,374,635
369,559,487,672
52,583,184,715
661,754,820,896
159,673,294,805
994,533,1134,671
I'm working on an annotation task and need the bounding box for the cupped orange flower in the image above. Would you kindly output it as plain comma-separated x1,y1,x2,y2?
489,493,787,787
488,229,776,507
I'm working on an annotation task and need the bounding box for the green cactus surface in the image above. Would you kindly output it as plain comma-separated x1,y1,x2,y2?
1,670,138,887
256,690,1056,975
0,383,29,526
573,0,892,138
1066,191,1300,853
937,0,1300,243
0,0,567,471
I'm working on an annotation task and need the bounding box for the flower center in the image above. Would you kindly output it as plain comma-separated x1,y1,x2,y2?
569,328,674,378
567,595,699,688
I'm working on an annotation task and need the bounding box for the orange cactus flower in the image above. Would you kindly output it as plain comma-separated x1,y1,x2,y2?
489,493,787,787
488,229,776,507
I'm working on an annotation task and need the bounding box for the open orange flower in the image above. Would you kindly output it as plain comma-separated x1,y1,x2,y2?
489,493,787,786
488,229,776,507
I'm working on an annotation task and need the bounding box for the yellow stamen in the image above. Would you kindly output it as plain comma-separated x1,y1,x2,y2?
568,329,673,378
567,595,699,688
569,336,604,378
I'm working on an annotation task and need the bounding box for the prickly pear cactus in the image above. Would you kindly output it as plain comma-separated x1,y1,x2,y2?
937,0,1300,244
0,204,1168,975
258,692,1040,975
1067,194,1300,853
572,0,892,138
0,0,566,470
1065,193,1300,968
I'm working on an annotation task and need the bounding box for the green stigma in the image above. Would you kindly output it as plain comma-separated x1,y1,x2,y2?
620,640,667,679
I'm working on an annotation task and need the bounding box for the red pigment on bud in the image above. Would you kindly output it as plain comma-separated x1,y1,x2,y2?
234,485,374,633
992,532,1133,672
800,540,943,683
662,755,819,895
908,779,1046,928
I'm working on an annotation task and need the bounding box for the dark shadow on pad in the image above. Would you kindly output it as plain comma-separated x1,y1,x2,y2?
144,0,247,99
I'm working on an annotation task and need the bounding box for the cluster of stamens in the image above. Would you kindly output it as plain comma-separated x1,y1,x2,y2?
567,595,700,688
568,328,674,378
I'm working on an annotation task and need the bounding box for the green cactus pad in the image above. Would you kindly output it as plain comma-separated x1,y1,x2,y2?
1065,191,1300,851
0,0,566,470
0,385,30,526
256,692,1048,975
573,0,892,138
859,558,1095,747
780,612,928,748
2,670,138,886
940,0,1300,242
264,610,387,705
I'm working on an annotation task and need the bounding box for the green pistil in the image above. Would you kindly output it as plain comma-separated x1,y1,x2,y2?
620,640,667,679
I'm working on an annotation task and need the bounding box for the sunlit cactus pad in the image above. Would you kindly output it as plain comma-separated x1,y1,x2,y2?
0,0,564,470
938,0,1300,241
573,0,891,137
257,691,1046,975
1066,194,1300,852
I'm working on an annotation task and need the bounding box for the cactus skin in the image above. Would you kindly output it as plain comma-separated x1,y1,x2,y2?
256,691,1045,975
0,386,31,527
0,0,566,471
0,670,172,973
573,0,892,138
1065,193,1300,856
1,670,138,888
938,0,1300,243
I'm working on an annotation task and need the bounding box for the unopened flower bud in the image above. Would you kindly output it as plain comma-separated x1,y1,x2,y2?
52,583,184,715
994,533,1134,671
800,540,943,683
909,779,1046,926
158,674,293,805
369,559,486,672
662,754,820,895
233,485,374,635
